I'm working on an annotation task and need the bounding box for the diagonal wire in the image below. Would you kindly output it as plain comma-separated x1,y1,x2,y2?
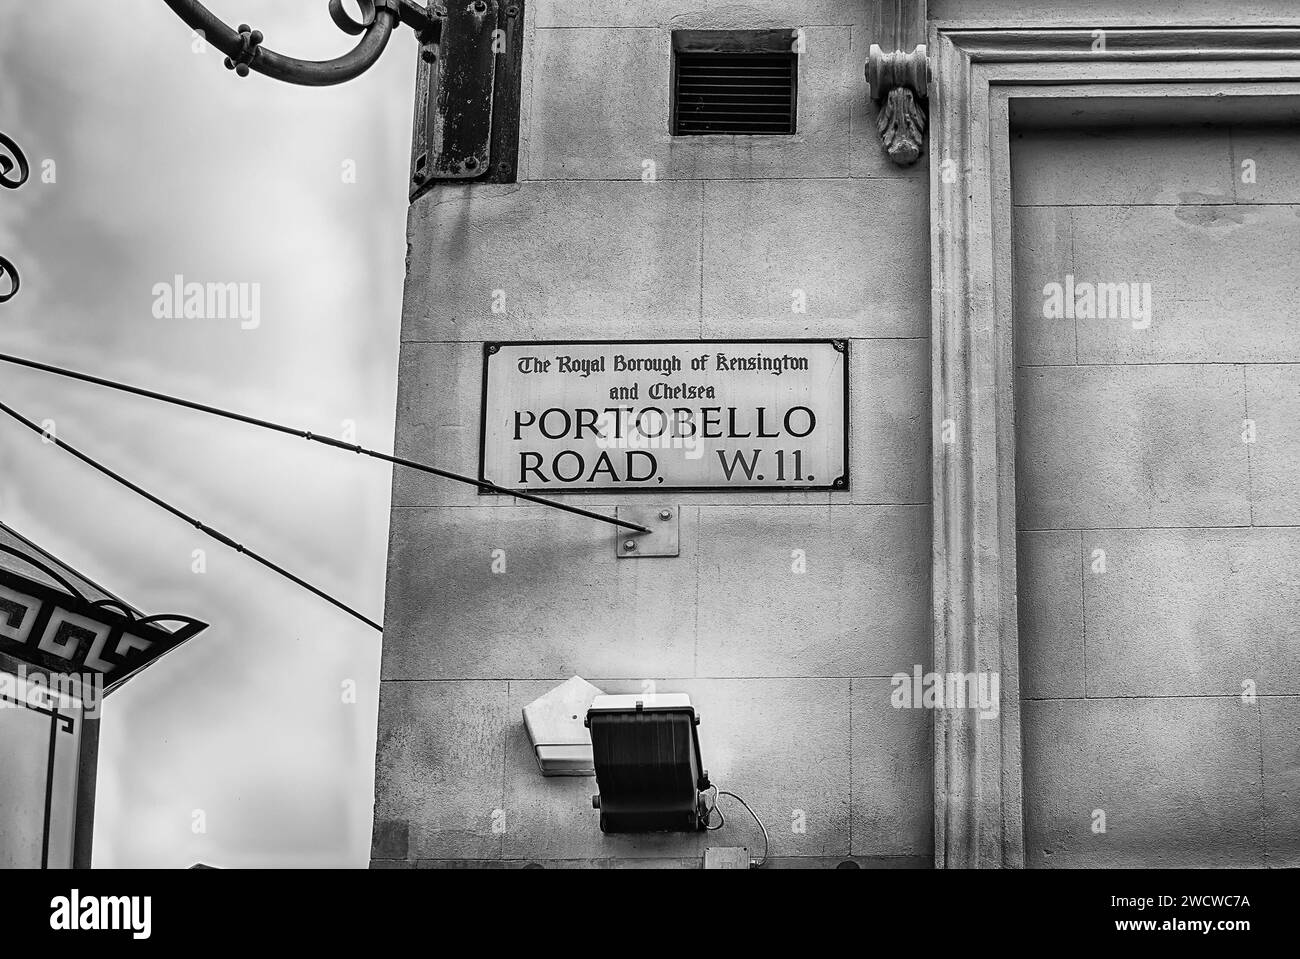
0,352,649,534
0,396,383,631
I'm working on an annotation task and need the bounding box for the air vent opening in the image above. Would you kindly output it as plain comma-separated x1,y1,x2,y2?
671,30,798,137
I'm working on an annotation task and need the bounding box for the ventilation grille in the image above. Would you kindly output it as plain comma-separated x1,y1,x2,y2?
673,51,797,136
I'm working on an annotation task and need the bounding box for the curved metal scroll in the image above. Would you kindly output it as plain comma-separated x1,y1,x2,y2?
0,256,17,304
160,0,406,86
0,132,28,302
0,132,30,190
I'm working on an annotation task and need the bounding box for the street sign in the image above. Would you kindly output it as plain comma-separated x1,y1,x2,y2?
480,340,849,493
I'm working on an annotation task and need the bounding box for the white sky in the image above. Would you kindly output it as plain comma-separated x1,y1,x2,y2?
0,0,415,866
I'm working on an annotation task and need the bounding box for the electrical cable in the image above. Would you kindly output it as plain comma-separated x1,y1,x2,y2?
0,352,650,535
717,789,769,868
0,396,382,632
704,784,725,830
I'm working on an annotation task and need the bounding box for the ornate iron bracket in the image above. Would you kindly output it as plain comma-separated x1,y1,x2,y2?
159,2,525,192
866,0,929,166
0,131,29,303
160,0,440,86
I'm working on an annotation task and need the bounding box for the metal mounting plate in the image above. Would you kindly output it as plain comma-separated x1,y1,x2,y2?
430,0,497,178
411,0,526,195
615,506,680,558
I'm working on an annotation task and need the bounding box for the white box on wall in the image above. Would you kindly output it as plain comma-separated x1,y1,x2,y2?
523,676,603,776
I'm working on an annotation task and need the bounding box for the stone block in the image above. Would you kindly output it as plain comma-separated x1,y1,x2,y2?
1022,698,1263,867
1083,528,1300,697
695,505,930,677
1016,364,1250,529
850,677,933,856
1011,127,1232,207
850,337,931,505
1246,364,1300,526
1017,530,1085,699
1015,205,1300,365
403,182,702,341
1262,697,1300,866
702,178,930,339
382,507,697,679
371,680,509,860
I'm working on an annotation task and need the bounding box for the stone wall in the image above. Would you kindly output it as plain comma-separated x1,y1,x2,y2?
372,0,934,868
373,0,1300,870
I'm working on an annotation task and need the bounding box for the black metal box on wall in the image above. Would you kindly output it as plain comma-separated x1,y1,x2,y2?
586,694,709,833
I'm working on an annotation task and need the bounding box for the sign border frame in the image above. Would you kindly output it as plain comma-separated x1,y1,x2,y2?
477,338,851,494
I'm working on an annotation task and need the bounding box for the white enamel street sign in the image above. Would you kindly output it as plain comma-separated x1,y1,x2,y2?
479,340,849,492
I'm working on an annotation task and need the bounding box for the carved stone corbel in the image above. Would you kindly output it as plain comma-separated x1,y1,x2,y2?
866,1,929,165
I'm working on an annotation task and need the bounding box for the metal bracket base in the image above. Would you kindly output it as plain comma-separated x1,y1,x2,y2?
615,506,679,558
410,0,526,195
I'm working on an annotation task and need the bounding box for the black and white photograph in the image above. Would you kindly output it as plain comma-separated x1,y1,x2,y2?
0,0,1294,942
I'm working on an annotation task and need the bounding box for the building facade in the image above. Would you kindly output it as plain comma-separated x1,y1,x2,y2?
372,0,1300,868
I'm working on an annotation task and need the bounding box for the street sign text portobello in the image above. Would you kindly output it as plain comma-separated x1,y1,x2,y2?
480,340,848,492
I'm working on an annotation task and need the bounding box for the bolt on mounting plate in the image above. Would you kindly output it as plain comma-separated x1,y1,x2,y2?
615,506,679,558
